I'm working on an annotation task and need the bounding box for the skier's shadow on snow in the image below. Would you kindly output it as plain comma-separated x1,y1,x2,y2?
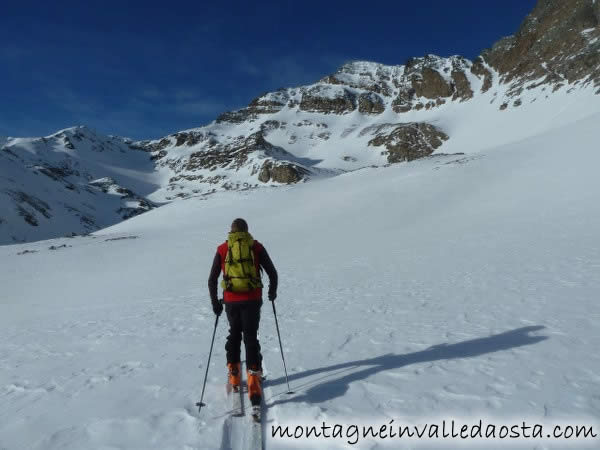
267,326,547,407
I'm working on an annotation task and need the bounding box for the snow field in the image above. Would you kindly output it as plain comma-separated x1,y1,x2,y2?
1,113,600,448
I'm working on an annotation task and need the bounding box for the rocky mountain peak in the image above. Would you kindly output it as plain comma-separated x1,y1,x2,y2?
483,0,600,94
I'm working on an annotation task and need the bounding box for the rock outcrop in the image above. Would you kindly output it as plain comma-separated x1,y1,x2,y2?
411,66,454,99
358,92,386,114
258,161,309,184
299,86,357,114
366,123,449,163
216,90,288,123
482,0,600,94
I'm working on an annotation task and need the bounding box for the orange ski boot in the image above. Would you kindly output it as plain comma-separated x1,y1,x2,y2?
227,362,241,391
247,365,263,406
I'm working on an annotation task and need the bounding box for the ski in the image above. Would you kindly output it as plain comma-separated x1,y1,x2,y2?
225,362,244,417
226,381,243,416
247,403,263,449
246,375,265,449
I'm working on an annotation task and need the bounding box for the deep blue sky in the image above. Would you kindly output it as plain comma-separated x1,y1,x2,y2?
0,0,537,140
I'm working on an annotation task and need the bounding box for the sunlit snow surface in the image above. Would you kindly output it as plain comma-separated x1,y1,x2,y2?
1,112,600,448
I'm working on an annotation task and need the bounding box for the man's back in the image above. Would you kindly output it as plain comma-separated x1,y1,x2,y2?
206,218,278,409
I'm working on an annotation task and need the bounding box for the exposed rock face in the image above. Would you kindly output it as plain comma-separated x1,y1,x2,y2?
146,137,173,153
215,109,256,124
181,132,268,173
324,78,389,96
322,56,477,115
482,0,600,92
366,123,449,163
6,190,52,226
389,55,477,112
216,90,288,123
470,58,494,92
260,120,286,133
451,70,474,100
258,161,308,184
320,61,397,96
174,131,204,147
248,98,285,112
137,131,205,151
34,164,79,191
411,67,454,99
150,129,315,197
358,92,385,114
299,86,357,114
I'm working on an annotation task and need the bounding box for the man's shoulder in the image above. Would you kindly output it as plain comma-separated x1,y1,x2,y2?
253,240,264,252
217,241,228,253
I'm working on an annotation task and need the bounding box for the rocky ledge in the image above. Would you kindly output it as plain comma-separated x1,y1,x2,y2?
365,123,449,163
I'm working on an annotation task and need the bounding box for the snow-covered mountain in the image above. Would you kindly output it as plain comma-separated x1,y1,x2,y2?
1,0,599,244
0,127,157,244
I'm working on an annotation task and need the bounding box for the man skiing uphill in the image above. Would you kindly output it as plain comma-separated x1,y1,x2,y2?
208,218,278,408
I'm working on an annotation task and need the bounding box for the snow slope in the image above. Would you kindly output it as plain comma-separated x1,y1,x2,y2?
0,126,158,244
1,111,599,449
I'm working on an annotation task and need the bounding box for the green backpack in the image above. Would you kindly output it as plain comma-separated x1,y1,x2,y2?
221,231,263,293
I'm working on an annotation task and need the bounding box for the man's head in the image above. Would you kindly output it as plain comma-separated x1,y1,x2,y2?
231,218,249,233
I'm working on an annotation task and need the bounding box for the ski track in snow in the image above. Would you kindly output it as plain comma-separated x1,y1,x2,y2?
218,370,268,450
2,114,600,449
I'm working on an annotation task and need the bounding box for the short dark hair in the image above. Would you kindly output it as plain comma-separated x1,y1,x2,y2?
231,218,248,232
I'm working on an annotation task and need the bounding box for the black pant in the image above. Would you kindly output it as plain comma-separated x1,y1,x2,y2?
225,301,262,369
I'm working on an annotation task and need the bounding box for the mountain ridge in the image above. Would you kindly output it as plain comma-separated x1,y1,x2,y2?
2,0,599,244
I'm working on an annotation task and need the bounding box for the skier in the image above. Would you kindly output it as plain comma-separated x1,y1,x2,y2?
208,218,278,408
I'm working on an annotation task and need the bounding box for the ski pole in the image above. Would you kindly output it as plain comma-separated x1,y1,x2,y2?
271,301,293,394
196,308,221,413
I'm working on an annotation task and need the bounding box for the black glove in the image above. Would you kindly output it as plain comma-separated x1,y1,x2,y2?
268,290,277,302
212,299,223,316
